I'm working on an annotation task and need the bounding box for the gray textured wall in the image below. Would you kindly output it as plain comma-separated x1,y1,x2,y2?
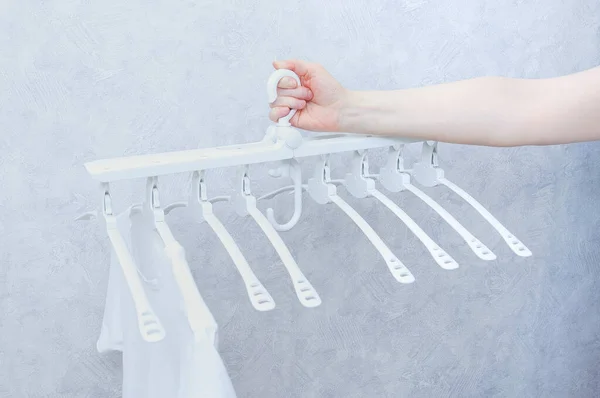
2,0,600,397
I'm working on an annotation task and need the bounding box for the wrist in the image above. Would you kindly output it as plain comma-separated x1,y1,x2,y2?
337,90,366,133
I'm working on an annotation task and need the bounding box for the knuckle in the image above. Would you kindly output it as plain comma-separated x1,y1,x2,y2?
282,97,295,108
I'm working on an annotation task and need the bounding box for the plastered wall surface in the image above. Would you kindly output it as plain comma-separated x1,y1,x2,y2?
1,0,600,396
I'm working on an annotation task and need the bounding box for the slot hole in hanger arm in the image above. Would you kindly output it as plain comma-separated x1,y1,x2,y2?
438,177,532,257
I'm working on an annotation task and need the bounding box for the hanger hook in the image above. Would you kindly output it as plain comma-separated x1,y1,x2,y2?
267,69,302,126
422,141,439,167
267,159,303,231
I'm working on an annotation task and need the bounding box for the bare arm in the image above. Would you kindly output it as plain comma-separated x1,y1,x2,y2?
340,66,600,146
270,60,600,147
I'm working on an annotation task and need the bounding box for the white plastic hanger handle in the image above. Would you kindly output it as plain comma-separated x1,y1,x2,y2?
267,69,302,127
438,177,532,257
308,157,415,284
232,167,321,308
404,183,497,261
264,69,305,231
102,189,165,342
370,190,459,270
344,150,458,270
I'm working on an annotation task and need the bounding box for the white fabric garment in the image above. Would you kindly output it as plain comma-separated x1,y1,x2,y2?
96,207,237,398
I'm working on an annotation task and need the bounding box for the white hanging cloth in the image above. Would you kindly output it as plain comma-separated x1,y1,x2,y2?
97,206,237,398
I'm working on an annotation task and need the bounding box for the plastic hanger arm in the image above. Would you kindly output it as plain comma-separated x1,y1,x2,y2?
232,167,321,308
404,184,497,260
189,171,275,311
370,190,459,270
344,150,459,270
412,141,531,257
101,189,165,343
307,157,415,284
145,178,217,337
202,208,276,311
438,177,532,257
379,145,496,261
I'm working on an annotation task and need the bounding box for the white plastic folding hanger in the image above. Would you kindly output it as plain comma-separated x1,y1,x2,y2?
378,144,497,261
141,176,218,338
231,164,321,308
412,141,532,257
343,150,459,270
94,183,166,343
306,155,415,284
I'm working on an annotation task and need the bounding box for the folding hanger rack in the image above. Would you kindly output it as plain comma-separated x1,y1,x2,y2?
79,68,532,397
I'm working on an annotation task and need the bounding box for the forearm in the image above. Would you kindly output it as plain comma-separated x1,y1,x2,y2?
339,67,600,146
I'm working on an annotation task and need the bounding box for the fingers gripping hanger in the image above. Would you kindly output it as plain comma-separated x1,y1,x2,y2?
344,150,459,270
189,170,275,311
378,144,496,261
307,155,415,284
412,141,532,257
143,177,217,337
100,183,166,342
267,69,301,127
231,165,321,308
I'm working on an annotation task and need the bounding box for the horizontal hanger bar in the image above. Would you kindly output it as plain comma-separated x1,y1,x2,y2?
84,133,421,183
292,134,420,157
85,140,290,182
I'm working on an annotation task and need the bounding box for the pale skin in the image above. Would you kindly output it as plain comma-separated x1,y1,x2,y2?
269,59,600,147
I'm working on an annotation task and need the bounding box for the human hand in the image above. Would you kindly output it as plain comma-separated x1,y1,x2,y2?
269,59,349,132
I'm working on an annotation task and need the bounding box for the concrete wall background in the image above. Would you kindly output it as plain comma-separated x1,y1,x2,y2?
1,0,599,396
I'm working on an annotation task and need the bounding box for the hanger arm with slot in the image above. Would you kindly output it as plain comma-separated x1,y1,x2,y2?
189,171,275,312
143,177,218,338
100,184,166,343
232,166,321,308
412,141,532,257
307,156,415,284
344,150,459,270
377,145,497,261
